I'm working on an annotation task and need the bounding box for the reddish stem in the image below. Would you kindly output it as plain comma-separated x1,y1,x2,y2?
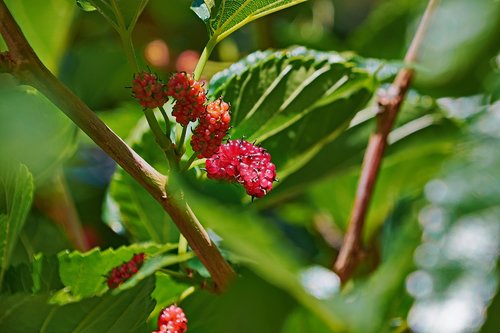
333,0,440,282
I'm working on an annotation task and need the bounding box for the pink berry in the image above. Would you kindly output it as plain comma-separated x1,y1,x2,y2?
131,72,168,109
157,305,188,333
167,72,206,126
191,98,231,158
206,139,277,198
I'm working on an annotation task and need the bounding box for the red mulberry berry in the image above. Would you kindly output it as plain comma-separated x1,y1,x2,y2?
167,72,206,126
106,253,145,289
132,72,168,109
206,139,277,198
191,99,231,158
157,305,188,333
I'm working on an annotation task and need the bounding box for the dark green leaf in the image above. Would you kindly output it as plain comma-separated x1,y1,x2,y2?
2,254,64,294
201,0,307,42
0,164,34,286
264,93,460,205
0,277,155,333
182,270,295,333
209,48,375,183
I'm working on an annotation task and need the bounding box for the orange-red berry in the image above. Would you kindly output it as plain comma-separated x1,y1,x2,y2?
191,99,231,158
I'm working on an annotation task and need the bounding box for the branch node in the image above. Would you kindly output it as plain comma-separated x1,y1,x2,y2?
0,51,20,72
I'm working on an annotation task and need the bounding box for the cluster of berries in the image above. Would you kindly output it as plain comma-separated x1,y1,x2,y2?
132,71,277,198
106,253,145,289
152,305,188,333
206,139,277,198
132,71,231,159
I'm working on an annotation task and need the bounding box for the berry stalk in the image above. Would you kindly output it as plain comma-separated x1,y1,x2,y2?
144,108,178,170
193,36,217,80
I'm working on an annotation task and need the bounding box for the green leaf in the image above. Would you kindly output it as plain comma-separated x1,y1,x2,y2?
209,48,374,183
55,243,175,303
199,0,308,42
0,81,77,183
149,272,191,324
76,0,96,11
5,0,75,72
281,307,332,333
0,164,34,286
2,254,64,294
0,277,155,333
264,93,460,205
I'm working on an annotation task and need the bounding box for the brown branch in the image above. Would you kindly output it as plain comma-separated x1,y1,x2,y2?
333,0,440,283
0,0,235,291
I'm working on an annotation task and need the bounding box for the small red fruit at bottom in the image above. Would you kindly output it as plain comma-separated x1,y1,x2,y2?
157,305,188,333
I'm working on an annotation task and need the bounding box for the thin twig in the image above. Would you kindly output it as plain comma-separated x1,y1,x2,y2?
333,0,439,283
0,0,235,291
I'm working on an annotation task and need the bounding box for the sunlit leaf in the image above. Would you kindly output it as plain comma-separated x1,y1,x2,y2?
196,0,307,42
209,47,375,184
